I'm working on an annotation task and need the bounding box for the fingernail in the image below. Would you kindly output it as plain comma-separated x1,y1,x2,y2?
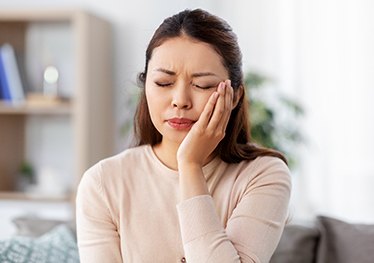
219,82,225,92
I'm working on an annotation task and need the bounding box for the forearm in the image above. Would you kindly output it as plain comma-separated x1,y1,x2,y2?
177,195,243,262
177,163,243,262
178,162,210,201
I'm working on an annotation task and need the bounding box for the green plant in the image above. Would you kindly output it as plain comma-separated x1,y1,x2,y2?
245,72,305,168
19,161,35,183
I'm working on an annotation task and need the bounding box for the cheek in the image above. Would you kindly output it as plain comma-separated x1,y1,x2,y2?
145,88,157,116
194,91,214,115
145,86,166,123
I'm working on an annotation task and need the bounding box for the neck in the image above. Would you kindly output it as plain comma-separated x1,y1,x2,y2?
152,139,217,171
152,140,179,171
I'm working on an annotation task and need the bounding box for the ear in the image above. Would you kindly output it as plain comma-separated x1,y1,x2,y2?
232,85,244,109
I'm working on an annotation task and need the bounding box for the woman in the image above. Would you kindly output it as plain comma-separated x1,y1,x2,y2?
76,8,291,263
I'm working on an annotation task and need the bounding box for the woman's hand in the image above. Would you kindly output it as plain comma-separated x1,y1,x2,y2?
177,79,234,168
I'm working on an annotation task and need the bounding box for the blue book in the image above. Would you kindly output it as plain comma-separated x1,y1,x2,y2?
0,50,12,101
0,44,25,102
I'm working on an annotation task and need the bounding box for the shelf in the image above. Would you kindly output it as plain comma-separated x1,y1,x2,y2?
0,9,82,22
0,191,71,202
0,100,72,115
0,9,114,209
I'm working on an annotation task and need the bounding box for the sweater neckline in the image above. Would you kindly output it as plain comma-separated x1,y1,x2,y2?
145,144,221,178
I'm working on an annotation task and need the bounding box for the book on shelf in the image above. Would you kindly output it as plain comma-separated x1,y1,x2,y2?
0,43,25,103
0,47,12,101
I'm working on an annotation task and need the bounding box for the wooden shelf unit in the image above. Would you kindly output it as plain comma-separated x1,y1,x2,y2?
0,191,70,202
0,9,114,201
0,101,72,115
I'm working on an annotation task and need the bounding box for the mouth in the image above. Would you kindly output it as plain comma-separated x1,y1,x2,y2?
167,118,195,130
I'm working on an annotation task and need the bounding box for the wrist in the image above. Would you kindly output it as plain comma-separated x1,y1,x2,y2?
178,164,209,200
177,160,202,172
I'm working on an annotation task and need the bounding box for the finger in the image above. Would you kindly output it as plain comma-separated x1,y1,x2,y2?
210,80,233,133
226,79,234,111
197,90,219,129
207,81,226,130
221,79,233,125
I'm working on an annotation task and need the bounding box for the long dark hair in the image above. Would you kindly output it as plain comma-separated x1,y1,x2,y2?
134,9,287,164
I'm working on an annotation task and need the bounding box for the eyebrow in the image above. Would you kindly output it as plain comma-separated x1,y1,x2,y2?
154,68,218,78
155,68,176,75
191,72,217,78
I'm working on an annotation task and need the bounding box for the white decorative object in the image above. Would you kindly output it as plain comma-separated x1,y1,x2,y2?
43,66,59,97
36,167,67,197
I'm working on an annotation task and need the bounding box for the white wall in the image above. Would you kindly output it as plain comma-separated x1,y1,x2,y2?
206,0,374,223
1,0,373,228
295,0,374,223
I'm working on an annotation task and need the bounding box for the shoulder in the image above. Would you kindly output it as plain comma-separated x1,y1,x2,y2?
250,156,290,176
103,144,150,165
230,155,290,178
232,156,291,193
89,144,150,172
249,155,291,194
79,145,151,188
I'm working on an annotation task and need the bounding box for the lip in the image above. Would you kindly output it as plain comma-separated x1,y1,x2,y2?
167,118,195,130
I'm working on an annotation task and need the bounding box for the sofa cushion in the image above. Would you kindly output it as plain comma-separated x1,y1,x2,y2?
270,224,320,263
317,215,374,263
11,215,76,238
0,224,79,263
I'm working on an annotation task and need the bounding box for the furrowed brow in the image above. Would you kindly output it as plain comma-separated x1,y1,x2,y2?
191,72,217,78
154,68,176,75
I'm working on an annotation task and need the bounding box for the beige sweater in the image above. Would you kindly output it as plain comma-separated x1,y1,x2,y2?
76,145,291,263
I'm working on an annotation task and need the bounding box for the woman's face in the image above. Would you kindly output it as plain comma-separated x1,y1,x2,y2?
145,36,229,145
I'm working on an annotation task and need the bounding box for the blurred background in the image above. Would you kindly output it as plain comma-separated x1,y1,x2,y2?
0,0,373,239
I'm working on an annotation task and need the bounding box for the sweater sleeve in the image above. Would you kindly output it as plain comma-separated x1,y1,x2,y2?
76,163,122,263
176,157,291,263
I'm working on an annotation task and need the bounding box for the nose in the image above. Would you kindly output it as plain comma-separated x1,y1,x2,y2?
171,83,192,109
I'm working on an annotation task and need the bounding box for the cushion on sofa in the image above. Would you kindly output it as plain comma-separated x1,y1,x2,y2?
0,224,79,263
317,215,374,263
11,215,76,238
270,224,320,263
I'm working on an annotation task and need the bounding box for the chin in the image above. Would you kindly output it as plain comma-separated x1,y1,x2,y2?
161,130,189,145
170,133,188,144
155,122,191,145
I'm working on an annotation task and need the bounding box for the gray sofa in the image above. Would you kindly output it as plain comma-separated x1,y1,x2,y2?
1,215,373,262
270,216,374,263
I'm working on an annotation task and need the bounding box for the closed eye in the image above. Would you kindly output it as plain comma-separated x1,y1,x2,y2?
192,83,216,89
155,82,173,87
